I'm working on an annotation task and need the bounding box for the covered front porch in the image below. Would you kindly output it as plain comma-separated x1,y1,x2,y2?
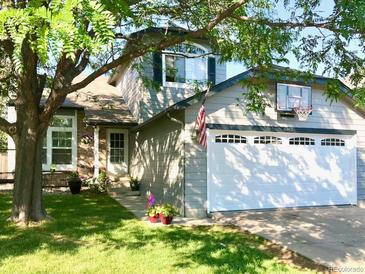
4,75,138,187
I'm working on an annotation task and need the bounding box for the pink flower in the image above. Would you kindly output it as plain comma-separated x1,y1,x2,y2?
147,193,156,208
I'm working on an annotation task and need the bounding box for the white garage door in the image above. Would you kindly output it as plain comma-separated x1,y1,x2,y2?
207,131,357,212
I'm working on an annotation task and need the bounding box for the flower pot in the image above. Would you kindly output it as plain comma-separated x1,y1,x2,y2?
68,180,82,194
148,215,159,223
159,214,173,225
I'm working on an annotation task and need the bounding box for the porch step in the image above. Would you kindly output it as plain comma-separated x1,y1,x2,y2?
107,176,140,196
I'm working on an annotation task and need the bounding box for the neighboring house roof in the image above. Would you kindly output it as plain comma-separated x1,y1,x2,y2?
133,66,356,130
61,75,137,126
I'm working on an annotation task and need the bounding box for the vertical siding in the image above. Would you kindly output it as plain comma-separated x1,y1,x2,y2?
185,83,365,217
129,110,185,213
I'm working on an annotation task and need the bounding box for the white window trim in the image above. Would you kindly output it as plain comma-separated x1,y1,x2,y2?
162,43,209,88
42,111,77,171
277,83,312,111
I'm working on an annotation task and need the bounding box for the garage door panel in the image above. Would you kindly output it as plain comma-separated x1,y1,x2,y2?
211,189,356,211
211,183,352,198
208,131,357,212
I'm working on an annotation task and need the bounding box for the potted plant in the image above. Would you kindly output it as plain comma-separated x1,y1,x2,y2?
146,206,159,223
129,176,140,191
67,171,82,194
158,203,178,225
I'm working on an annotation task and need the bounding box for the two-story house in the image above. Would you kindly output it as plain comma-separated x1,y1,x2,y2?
7,29,365,218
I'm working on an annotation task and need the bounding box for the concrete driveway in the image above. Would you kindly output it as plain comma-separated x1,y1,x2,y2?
213,206,365,269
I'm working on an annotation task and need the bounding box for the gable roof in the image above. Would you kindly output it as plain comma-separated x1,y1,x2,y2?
133,66,355,130
59,75,137,126
176,65,352,109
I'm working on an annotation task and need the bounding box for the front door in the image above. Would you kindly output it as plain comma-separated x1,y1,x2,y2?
107,129,128,175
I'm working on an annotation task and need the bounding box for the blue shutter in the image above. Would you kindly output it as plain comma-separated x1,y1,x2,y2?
208,57,216,86
153,52,163,85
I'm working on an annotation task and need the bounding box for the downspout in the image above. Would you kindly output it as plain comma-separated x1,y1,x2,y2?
166,111,186,217
93,125,100,178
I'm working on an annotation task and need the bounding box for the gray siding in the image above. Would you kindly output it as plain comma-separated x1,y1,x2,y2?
117,52,227,124
215,57,226,84
129,111,185,213
185,82,365,217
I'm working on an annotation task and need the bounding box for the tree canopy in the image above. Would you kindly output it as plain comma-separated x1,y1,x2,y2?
0,1,364,120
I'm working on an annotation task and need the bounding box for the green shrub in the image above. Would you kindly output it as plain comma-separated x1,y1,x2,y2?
146,205,159,217
157,203,179,217
84,170,109,193
67,171,80,182
129,176,140,191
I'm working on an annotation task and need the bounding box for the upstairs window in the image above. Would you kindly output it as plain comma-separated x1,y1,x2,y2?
254,136,282,144
162,44,208,87
277,83,312,111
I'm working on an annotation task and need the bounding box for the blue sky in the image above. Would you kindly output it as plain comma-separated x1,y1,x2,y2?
227,0,363,79
226,0,332,78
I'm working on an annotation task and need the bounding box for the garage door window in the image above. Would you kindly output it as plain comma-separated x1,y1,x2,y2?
254,136,282,144
215,134,246,143
321,138,345,147
289,137,315,145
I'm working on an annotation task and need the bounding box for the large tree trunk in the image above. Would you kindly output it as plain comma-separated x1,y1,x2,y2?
11,116,48,225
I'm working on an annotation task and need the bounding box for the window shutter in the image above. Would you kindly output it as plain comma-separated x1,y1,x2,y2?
153,52,163,85
208,57,216,86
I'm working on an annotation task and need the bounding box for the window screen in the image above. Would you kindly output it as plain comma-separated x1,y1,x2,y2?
51,131,72,164
165,55,185,83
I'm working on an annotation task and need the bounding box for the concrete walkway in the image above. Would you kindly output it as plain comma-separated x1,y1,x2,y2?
108,189,215,226
213,206,365,269
108,188,365,269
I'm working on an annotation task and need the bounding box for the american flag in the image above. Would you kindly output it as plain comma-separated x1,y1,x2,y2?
196,103,207,148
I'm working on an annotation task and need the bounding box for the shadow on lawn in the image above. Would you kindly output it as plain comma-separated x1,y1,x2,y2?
0,193,294,274
0,193,134,260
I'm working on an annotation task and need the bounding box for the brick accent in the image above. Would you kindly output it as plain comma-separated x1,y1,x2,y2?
42,171,71,187
45,110,122,186
77,110,95,178
99,127,107,173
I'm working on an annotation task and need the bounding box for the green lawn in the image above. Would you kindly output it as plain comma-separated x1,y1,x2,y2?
0,192,315,274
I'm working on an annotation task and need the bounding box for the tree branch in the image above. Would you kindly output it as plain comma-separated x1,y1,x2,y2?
40,0,249,122
65,0,249,93
232,15,347,34
0,117,15,137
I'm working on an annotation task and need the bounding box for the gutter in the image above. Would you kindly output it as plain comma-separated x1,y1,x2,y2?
86,121,138,127
131,106,181,132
